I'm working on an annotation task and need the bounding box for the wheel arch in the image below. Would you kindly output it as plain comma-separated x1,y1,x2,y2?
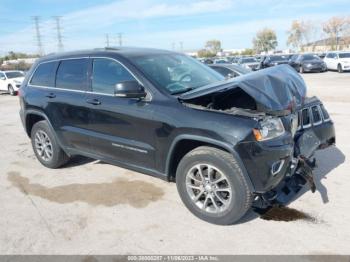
25,109,69,156
165,135,255,192
24,110,50,137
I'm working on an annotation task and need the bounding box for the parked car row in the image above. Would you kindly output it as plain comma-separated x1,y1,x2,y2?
198,51,350,74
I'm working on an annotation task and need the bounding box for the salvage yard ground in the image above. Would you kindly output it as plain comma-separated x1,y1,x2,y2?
0,71,349,254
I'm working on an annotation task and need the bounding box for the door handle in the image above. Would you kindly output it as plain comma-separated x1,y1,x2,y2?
86,98,101,105
46,93,56,99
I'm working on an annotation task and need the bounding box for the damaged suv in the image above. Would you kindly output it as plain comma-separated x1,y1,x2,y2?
19,48,335,225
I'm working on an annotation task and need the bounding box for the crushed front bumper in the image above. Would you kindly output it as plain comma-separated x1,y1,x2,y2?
251,96,335,209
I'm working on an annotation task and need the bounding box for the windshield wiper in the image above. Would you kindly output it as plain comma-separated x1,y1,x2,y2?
171,87,195,95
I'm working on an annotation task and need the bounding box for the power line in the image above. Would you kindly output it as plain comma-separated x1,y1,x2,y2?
32,16,44,56
53,16,64,52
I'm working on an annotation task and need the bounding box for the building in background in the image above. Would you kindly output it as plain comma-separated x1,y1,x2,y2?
302,36,350,52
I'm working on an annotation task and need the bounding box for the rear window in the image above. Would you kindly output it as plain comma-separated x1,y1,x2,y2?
30,61,58,87
56,59,89,91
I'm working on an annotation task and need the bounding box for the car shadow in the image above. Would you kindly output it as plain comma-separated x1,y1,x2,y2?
238,146,345,224
63,155,95,168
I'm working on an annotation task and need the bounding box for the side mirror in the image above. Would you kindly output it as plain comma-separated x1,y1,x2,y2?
114,80,146,99
0,76,5,80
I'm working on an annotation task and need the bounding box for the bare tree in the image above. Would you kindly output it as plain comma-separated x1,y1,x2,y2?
287,20,319,51
323,16,350,50
253,28,278,53
287,20,303,50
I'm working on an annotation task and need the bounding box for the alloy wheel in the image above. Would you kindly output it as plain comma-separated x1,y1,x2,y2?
185,163,232,214
34,130,53,161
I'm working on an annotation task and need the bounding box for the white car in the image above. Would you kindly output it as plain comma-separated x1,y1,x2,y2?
0,70,25,95
324,51,350,73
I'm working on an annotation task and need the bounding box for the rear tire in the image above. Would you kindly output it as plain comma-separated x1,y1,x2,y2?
338,64,343,73
176,146,252,225
31,120,69,168
8,85,15,96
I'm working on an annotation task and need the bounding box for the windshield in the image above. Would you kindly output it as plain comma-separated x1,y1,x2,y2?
130,53,224,94
302,54,320,60
339,53,350,58
270,55,289,61
5,71,24,79
241,58,257,63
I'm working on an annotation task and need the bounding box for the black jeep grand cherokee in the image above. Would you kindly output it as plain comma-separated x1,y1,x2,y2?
19,48,335,225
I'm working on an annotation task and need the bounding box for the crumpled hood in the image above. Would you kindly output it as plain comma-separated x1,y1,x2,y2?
179,64,306,115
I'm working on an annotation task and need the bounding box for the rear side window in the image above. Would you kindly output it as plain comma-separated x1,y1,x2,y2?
92,58,135,95
30,61,58,87
56,59,89,91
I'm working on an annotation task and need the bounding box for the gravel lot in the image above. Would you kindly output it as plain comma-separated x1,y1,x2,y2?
0,71,349,255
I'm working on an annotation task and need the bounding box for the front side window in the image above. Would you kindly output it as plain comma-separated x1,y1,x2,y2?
92,58,135,95
129,53,224,95
56,59,88,91
30,61,58,87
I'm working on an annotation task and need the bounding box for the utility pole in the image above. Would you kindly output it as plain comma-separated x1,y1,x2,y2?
32,16,44,56
179,41,183,52
105,34,110,47
117,33,123,46
53,16,64,52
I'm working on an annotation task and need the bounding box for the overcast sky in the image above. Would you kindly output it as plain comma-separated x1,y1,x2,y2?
0,0,348,55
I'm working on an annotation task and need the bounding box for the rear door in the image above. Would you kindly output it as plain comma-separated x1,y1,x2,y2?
31,58,92,152
85,57,157,169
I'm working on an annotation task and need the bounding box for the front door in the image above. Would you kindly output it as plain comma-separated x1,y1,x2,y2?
86,57,157,169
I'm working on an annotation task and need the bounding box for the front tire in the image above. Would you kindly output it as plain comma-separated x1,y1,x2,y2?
31,120,69,168
8,85,15,96
338,64,343,73
176,146,252,225
299,65,304,73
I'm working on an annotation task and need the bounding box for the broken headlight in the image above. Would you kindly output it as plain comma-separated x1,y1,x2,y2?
253,117,285,141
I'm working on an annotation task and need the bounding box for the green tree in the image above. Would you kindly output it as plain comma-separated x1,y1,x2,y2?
240,48,255,56
253,28,278,53
197,49,215,58
205,39,222,55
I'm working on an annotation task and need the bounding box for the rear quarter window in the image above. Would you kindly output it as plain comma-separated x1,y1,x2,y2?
30,61,58,87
